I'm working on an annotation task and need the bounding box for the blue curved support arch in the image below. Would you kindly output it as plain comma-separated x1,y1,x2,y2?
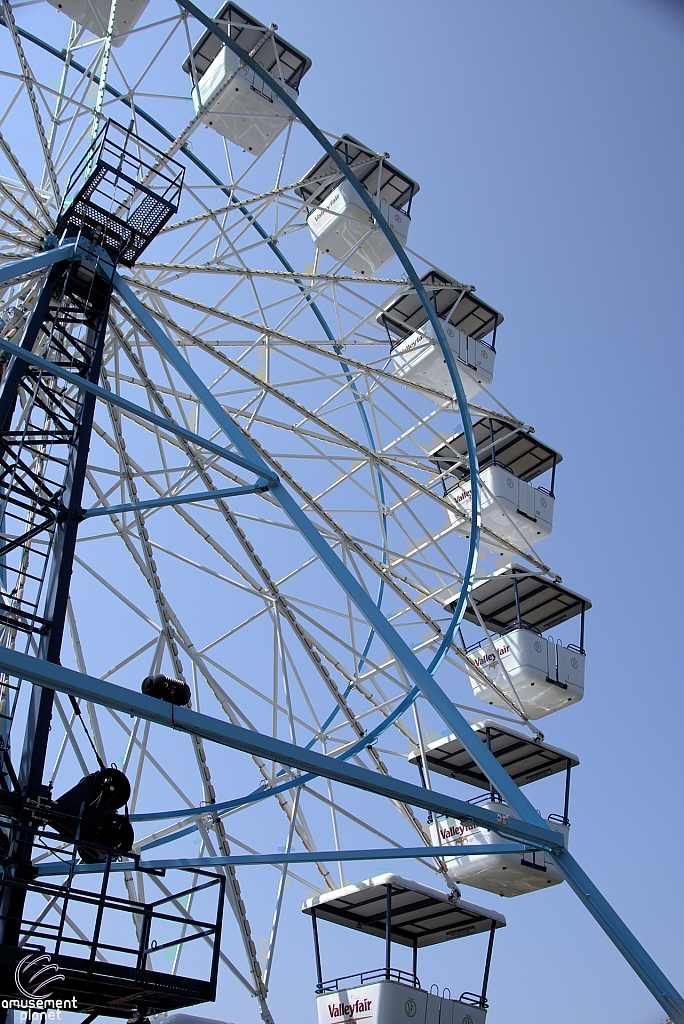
115,273,535,821
173,0,482,641
0,17,465,855
0,17,404,709
0,16,464,717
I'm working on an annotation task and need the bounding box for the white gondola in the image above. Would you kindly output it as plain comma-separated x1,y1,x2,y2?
295,136,419,276
46,0,149,44
431,417,561,552
303,874,505,1024
445,565,591,719
431,801,568,897
409,721,579,897
377,270,503,401
182,3,311,155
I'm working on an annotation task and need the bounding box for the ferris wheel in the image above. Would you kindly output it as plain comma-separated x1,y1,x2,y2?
0,3,680,1024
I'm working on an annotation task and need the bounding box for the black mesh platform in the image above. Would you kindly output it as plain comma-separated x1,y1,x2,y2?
0,858,223,1018
0,944,213,1017
55,120,184,266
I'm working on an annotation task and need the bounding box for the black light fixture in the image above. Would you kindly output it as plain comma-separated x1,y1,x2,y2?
142,673,191,706
51,767,134,863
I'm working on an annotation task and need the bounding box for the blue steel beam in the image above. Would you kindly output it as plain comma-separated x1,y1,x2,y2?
552,850,684,1024
81,480,270,518
122,278,684,1013
0,334,276,483
0,645,561,850
113,276,549,830
35,845,527,877
0,237,114,946
0,244,75,286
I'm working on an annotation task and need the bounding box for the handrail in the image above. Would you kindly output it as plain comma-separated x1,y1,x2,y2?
567,642,586,656
464,621,543,653
467,624,585,658
316,967,421,994
466,791,505,807
0,837,224,990
460,990,488,1009
389,321,494,353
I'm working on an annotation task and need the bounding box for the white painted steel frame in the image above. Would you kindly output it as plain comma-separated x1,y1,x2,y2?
114,272,542,821
0,330,275,482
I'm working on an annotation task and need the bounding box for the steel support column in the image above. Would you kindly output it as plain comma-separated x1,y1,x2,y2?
0,118,195,1016
20,263,113,789
0,247,116,949
0,259,67,426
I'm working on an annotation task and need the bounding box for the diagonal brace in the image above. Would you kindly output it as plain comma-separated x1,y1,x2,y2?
0,645,562,850
0,511,58,558
113,271,684,1024
35,844,528,877
80,480,270,519
112,275,543,826
0,334,277,484
552,849,684,1024
0,244,75,286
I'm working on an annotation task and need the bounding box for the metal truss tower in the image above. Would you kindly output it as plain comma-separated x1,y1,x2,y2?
0,119,183,957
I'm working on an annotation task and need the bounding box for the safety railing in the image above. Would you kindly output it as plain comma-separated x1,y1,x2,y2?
1,870,223,977
466,791,505,807
463,621,544,655
317,967,421,994
0,829,224,1009
460,990,488,1008
56,120,184,265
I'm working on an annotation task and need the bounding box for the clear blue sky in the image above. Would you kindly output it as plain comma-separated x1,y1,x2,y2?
224,1,684,1021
